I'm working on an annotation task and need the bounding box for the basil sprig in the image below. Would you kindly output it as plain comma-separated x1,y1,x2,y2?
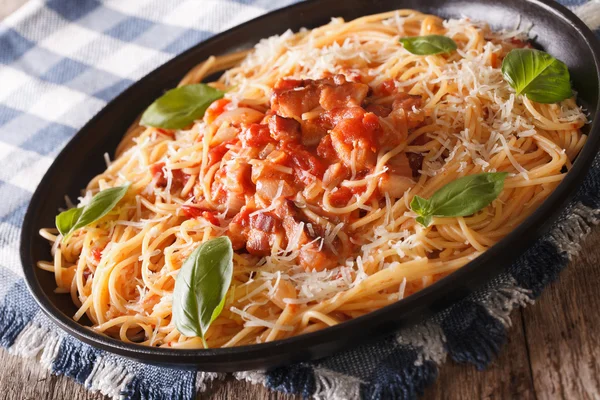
399,35,457,55
173,236,233,346
56,184,130,240
501,49,572,104
140,84,225,130
410,173,508,227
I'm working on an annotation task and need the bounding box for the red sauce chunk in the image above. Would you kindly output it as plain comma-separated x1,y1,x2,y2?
204,99,231,124
91,248,103,263
150,162,189,190
181,205,220,226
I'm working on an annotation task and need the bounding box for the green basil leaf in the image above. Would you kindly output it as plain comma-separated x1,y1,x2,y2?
501,48,572,104
410,195,430,216
140,84,225,129
55,207,83,237
173,236,234,345
399,35,457,55
410,173,508,227
415,215,432,228
56,184,130,240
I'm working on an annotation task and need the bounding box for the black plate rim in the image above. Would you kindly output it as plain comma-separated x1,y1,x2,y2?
19,0,600,370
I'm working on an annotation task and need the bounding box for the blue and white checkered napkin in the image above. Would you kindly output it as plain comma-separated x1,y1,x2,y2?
1,1,600,399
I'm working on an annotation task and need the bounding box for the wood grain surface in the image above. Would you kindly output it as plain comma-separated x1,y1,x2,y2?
2,2,599,399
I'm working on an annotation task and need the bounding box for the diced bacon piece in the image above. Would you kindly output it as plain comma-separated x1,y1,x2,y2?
317,135,338,162
273,200,309,247
380,109,408,148
255,179,295,200
321,107,365,129
365,103,391,117
378,94,424,147
247,212,285,256
227,209,251,250
300,120,327,147
273,78,303,91
328,187,353,207
319,81,369,110
285,143,326,183
273,199,298,220
228,202,309,255
268,114,301,142
207,140,235,165
387,153,413,177
265,149,288,164
329,113,379,171
222,161,253,194
251,212,278,232
272,75,368,119
272,85,321,118
392,94,424,128
247,230,271,256
241,124,273,147
251,159,289,183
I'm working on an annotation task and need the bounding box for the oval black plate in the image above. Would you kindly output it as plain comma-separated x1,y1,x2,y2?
20,0,600,371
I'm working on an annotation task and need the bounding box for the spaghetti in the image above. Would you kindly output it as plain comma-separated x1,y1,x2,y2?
39,10,587,348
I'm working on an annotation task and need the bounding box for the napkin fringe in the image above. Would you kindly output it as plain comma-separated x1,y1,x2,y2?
397,321,447,366
480,280,533,327
85,357,134,399
52,337,98,384
313,367,363,400
548,202,600,259
266,363,316,397
359,348,438,400
9,321,62,365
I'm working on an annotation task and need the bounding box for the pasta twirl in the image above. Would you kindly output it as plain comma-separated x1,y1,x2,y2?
39,10,586,348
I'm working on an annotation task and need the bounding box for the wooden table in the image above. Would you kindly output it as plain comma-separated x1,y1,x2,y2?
2,2,599,399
